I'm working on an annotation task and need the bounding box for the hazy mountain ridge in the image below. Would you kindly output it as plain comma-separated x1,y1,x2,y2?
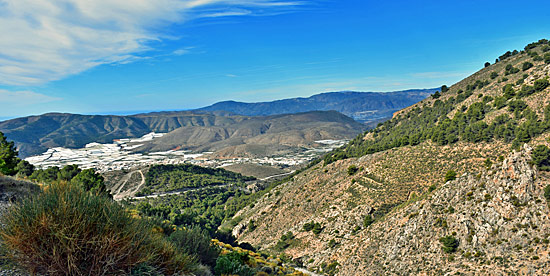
197,89,436,123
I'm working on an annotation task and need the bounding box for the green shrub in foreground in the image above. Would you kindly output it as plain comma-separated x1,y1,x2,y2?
0,182,196,275
214,252,255,276
169,226,220,267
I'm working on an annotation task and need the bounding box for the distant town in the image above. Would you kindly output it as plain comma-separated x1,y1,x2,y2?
26,132,347,172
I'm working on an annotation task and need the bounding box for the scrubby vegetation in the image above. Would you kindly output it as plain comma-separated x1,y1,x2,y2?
143,164,255,194
324,40,550,165
134,187,248,234
0,130,304,275
0,182,197,275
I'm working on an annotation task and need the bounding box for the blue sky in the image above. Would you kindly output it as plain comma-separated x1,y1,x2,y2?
1,0,549,119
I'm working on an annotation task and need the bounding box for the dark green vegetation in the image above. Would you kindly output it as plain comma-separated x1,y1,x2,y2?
214,252,255,276
132,161,315,236
0,182,196,275
303,222,323,234
324,40,550,165
532,145,550,171
325,97,550,163
135,187,247,234
347,165,359,175
169,226,221,267
0,132,18,175
198,89,435,124
142,164,254,194
363,215,374,227
439,236,460,253
274,231,295,251
444,170,457,182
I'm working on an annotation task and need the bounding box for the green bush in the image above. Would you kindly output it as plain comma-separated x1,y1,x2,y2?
15,160,34,178
490,72,498,79
321,261,339,276
444,170,457,182
71,168,109,196
0,131,19,176
505,64,520,75
347,165,359,175
312,223,323,235
0,182,196,275
274,231,294,251
170,226,220,267
214,252,255,276
303,222,315,231
522,62,533,71
439,236,459,253
544,185,550,202
532,145,550,171
534,79,549,92
301,222,323,234
363,215,374,227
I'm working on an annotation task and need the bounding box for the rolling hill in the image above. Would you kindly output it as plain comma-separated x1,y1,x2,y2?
132,111,366,158
229,39,550,275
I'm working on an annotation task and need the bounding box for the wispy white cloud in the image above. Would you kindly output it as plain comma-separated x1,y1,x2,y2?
0,89,62,105
200,8,252,18
0,0,305,86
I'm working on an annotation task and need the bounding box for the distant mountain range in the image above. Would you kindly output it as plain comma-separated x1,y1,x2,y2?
0,110,365,158
0,89,435,157
197,89,436,124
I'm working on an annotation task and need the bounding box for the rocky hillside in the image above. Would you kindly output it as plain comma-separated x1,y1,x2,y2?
229,39,550,275
198,89,435,124
337,145,550,275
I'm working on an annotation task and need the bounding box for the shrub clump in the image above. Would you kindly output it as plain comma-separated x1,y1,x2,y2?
444,170,457,182
169,225,220,268
0,182,196,275
532,145,550,171
439,236,459,253
214,252,255,276
347,165,359,175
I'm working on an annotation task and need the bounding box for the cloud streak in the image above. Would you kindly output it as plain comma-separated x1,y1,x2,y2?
0,89,61,105
0,0,305,86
